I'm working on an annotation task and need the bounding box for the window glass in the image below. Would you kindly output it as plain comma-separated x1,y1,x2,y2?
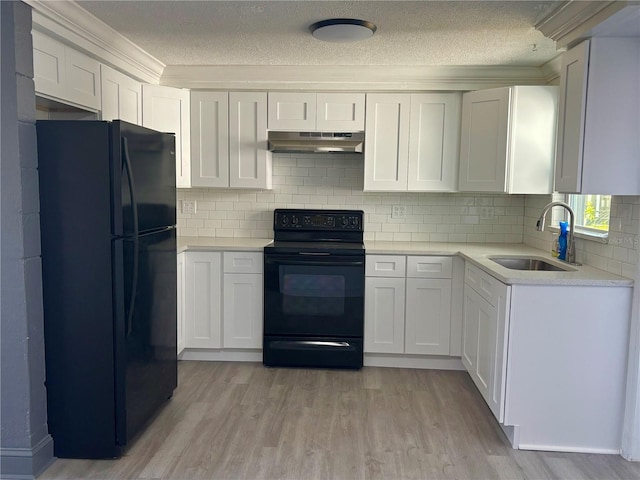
567,194,611,233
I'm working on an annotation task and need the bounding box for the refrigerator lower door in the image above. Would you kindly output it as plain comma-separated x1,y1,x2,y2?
116,227,177,446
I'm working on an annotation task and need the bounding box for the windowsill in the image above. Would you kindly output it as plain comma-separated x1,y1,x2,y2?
547,226,609,244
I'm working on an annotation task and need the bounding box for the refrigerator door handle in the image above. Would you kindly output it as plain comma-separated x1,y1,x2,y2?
122,137,139,337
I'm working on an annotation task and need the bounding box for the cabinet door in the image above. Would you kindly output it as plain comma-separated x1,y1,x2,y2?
408,93,460,192
554,40,589,194
190,91,229,187
223,274,263,348
364,94,411,191
462,284,480,375
462,280,509,422
64,48,101,111
32,31,101,111
177,253,186,354
184,252,221,348
100,64,142,125
316,93,366,131
229,92,272,189
462,285,495,401
405,278,451,355
458,88,509,192
364,277,405,353
32,31,67,101
142,85,191,188
268,92,316,130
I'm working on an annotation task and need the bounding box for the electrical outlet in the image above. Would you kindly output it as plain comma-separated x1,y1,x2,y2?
392,205,406,219
480,207,494,220
182,200,196,215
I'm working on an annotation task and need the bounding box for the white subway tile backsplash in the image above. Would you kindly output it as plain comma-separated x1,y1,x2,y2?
178,154,530,244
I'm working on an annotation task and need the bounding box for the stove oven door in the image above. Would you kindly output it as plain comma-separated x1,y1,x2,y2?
263,252,365,338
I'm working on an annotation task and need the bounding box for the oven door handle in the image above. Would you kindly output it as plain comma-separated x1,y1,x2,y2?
271,340,357,350
265,256,364,267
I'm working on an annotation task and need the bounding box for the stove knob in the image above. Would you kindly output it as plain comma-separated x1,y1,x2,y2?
341,217,348,226
292,216,299,225
281,216,289,225
351,217,359,226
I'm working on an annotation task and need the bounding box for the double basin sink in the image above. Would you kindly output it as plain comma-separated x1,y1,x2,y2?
489,256,576,272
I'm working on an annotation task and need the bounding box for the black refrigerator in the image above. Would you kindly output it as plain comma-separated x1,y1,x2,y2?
37,120,178,459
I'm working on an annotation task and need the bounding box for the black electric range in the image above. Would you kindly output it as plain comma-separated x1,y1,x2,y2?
263,209,365,369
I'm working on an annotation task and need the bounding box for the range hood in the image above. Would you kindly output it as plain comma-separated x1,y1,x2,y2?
268,131,364,154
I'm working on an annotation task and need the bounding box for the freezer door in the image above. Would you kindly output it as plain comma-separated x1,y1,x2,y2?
112,120,177,236
115,227,177,446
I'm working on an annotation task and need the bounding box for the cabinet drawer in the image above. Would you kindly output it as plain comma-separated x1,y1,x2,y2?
366,255,406,277
465,262,502,307
407,256,452,279
223,252,263,274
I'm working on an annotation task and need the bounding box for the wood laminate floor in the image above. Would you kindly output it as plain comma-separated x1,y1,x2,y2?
39,361,640,480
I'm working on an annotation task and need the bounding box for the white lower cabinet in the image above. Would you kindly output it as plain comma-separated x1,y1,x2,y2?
222,252,263,349
182,250,263,352
405,278,451,355
462,263,510,421
184,251,222,348
461,261,631,453
365,255,455,356
364,277,406,353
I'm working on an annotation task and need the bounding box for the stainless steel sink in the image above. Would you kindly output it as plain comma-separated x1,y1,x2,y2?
489,256,573,272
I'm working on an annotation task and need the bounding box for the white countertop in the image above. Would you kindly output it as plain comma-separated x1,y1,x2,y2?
366,241,633,287
178,236,272,253
177,237,633,287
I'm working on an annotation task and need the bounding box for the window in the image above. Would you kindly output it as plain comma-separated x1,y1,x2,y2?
567,194,611,234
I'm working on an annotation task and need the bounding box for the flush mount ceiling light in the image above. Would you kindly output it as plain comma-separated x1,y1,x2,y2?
310,18,377,43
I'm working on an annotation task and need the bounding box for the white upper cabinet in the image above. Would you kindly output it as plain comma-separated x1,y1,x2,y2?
268,92,365,131
229,92,272,189
142,84,191,188
458,86,558,194
100,64,142,125
364,93,411,191
268,92,316,130
365,93,461,192
33,31,101,111
190,91,229,188
407,94,461,191
316,93,365,131
554,38,640,194
191,91,271,189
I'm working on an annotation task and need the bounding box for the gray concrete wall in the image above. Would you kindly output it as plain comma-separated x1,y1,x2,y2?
1,1,54,477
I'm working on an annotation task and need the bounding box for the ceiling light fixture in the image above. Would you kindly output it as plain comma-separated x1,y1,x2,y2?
310,18,377,43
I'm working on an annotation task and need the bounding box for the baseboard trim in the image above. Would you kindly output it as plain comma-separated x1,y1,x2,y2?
0,435,55,479
364,354,465,370
178,350,465,371
179,349,262,362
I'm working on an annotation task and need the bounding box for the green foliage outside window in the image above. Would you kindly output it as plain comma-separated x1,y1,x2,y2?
583,198,610,231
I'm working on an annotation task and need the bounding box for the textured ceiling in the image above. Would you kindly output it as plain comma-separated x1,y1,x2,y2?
76,1,564,67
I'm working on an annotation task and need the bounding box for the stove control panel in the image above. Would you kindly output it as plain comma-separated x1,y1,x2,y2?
274,209,364,232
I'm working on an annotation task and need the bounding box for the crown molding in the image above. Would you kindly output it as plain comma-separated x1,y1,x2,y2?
161,65,552,91
535,0,629,48
24,0,164,84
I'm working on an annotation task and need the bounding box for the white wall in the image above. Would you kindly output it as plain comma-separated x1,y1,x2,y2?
178,153,525,243
1,1,53,477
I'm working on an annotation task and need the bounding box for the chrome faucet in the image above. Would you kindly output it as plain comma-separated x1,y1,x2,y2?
536,201,577,265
